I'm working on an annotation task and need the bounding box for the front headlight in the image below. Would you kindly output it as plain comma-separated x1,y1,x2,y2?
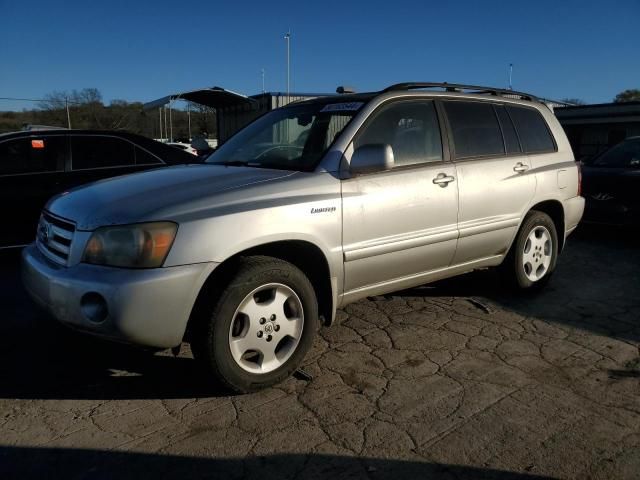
82,222,178,268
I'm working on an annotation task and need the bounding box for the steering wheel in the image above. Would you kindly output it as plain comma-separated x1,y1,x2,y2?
255,145,304,161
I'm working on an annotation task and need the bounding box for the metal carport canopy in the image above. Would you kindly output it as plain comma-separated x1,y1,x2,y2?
143,86,256,110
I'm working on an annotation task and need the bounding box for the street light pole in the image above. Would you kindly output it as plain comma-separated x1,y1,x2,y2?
284,31,291,103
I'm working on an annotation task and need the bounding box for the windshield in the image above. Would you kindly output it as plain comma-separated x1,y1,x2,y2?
590,138,640,168
206,101,364,171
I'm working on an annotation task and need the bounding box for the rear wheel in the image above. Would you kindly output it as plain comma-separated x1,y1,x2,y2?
503,211,558,290
191,256,318,393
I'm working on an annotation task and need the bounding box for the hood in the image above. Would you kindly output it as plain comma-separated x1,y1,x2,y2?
47,164,294,230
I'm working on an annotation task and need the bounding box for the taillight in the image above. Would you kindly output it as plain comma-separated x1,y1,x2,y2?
577,163,582,196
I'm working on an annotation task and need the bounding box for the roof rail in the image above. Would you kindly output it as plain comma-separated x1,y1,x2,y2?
382,82,539,102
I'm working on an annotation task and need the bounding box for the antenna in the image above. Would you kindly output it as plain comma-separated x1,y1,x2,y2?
284,31,291,102
509,63,513,90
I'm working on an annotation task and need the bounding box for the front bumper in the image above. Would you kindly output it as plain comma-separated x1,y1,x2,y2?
22,244,216,348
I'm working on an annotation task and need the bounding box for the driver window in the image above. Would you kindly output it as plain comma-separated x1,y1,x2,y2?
354,100,443,167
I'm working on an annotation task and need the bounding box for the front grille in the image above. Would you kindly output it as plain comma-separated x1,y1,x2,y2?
36,211,76,265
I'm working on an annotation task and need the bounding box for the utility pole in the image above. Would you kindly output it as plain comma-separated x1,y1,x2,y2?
65,96,71,129
509,63,513,90
284,31,291,103
169,99,173,142
187,102,192,140
261,68,265,94
163,107,168,142
159,107,163,140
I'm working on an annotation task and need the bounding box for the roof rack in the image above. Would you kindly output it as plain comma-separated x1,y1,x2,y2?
382,82,539,102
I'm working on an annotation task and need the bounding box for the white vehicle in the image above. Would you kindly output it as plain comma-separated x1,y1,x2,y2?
166,142,198,156
23,82,584,393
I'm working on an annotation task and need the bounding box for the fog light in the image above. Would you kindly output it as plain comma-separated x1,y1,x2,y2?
80,292,109,323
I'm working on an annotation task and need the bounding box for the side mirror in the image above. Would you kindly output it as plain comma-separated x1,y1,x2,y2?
350,144,394,174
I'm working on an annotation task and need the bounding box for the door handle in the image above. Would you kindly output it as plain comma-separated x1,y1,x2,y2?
432,173,455,187
513,162,529,173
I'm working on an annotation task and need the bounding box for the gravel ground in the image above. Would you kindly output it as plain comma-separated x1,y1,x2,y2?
0,225,638,479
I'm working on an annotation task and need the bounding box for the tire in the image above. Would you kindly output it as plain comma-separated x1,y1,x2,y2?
502,210,559,290
191,255,319,393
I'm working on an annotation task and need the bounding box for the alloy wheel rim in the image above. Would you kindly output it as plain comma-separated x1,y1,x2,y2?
227,283,304,374
522,226,552,282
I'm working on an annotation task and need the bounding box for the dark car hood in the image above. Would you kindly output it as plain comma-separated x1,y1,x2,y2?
47,164,294,230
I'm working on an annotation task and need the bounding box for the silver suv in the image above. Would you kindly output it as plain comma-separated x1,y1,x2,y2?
22,82,585,392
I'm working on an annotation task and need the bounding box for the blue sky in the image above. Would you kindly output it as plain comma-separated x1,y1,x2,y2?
1,0,638,109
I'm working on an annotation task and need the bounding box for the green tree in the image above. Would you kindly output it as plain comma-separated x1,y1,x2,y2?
614,89,640,103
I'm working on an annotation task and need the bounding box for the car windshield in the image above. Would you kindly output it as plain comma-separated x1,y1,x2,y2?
590,138,640,168
206,101,364,171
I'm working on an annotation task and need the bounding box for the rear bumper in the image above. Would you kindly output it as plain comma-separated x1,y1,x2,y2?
22,244,216,348
582,199,640,227
563,196,585,238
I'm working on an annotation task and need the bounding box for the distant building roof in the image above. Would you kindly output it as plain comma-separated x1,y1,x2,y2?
555,101,640,124
143,87,257,110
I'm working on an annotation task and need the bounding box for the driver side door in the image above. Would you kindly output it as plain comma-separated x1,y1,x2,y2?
341,99,459,301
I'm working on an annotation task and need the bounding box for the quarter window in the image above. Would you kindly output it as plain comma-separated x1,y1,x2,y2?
443,101,505,158
135,147,162,165
507,106,556,153
0,136,65,175
71,135,135,170
355,100,443,167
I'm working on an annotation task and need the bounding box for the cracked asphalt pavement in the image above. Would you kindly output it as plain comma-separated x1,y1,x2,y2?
1,226,639,479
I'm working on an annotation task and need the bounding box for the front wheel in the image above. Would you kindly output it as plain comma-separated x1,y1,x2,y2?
191,256,318,393
503,211,558,290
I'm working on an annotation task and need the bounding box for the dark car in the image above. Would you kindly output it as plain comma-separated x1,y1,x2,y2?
581,136,640,226
0,129,195,248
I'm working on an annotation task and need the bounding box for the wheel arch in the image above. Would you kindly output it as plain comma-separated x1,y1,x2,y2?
184,239,335,342
528,199,566,252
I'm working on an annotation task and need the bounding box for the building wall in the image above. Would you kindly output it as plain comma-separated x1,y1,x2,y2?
217,94,323,144
556,102,640,160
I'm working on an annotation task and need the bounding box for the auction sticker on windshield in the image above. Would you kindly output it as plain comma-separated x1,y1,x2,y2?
320,102,363,112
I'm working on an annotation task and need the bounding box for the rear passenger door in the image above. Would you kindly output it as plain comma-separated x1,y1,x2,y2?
442,100,536,264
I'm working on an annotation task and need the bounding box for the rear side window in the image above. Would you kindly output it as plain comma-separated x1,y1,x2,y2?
71,135,135,170
444,101,504,158
507,106,555,153
592,138,640,168
495,106,521,154
0,136,65,175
